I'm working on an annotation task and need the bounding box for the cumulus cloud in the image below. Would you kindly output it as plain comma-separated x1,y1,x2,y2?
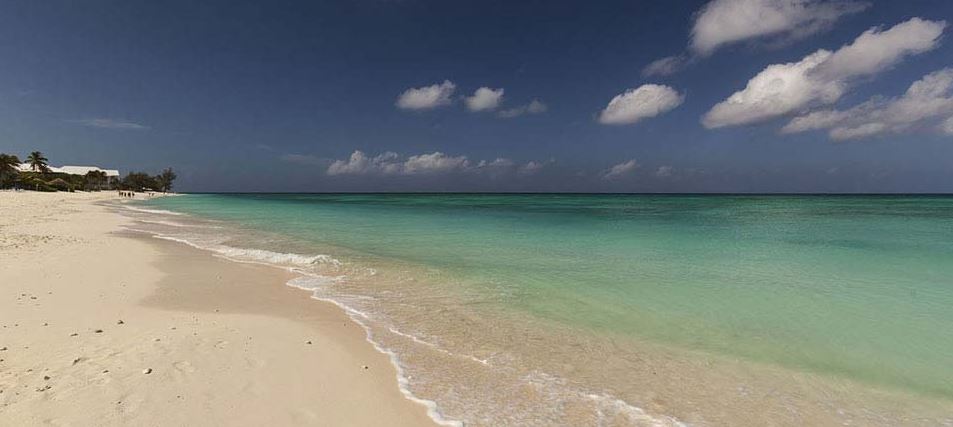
327,151,403,175
518,160,545,175
691,0,870,56
942,116,953,135
326,151,549,177
72,118,150,130
782,68,953,140
642,55,688,77
602,159,639,180
477,158,515,169
703,18,946,129
396,80,456,110
464,87,505,112
655,166,674,177
498,100,548,118
599,84,684,125
402,152,470,174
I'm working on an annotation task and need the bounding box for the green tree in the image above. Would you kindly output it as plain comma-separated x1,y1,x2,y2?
0,153,20,188
155,167,177,192
121,172,159,192
26,151,51,173
85,170,108,191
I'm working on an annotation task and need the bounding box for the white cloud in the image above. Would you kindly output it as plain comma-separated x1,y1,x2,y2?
642,55,687,77
691,0,870,56
518,160,550,175
602,159,639,180
942,116,953,135
327,151,402,175
703,18,946,129
782,68,953,140
598,84,684,125
326,151,549,177
402,152,470,174
814,18,948,81
703,50,841,128
464,87,505,112
72,118,150,130
396,80,456,110
498,100,548,118
477,158,515,169
655,166,674,177
828,122,885,140
518,161,543,175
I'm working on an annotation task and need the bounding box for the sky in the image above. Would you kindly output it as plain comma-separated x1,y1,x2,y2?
1,0,952,193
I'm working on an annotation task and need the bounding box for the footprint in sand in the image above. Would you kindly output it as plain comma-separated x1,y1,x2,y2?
173,361,195,373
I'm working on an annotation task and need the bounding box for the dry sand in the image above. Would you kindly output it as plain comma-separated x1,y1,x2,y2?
0,191,437,426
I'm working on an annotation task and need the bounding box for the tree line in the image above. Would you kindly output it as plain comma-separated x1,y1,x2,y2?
0,151,176,192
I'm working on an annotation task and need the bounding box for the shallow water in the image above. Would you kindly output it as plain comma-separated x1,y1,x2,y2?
127,194,953,425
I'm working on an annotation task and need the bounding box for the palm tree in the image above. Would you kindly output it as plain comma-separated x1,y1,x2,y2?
26,151,50,173
0,153,21,188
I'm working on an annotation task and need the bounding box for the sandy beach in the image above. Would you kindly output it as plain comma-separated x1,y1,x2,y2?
0,191,436,426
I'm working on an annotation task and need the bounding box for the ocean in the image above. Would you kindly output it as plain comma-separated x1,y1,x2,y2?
123,194,953,425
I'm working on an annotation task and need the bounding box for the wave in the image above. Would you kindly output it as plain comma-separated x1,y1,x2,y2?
286,275,463,427
125,221,672,426
386,326,491,366
149,235,341,268
123,205,185,216
134,218,214,228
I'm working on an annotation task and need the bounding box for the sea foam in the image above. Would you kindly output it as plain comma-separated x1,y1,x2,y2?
150,235,340,268
123,206,185,216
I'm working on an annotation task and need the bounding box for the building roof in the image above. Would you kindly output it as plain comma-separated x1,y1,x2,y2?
16,164,120,177
58,166,121,177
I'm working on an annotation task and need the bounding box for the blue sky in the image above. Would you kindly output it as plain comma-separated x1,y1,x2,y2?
1,0,952,192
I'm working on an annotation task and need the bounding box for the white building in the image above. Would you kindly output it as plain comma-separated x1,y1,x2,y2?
16,164,120,177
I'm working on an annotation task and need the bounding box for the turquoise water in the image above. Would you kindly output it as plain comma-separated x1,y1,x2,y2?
139,194,953,421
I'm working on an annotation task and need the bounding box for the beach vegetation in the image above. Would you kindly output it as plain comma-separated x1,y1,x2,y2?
156,167,177,192
0,153,20,188
1,151,174,192
26,151,51,173
47,177,73,192
85,170,109,191
119,168,177,192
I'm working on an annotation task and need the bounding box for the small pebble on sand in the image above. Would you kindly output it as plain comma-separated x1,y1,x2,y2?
94,329,103,333
306,340,312,345
143,368,153,374
362,365,369,370
117,320,124,325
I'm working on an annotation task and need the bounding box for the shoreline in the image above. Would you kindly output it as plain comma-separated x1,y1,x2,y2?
0,191,437,425
6,191,953,426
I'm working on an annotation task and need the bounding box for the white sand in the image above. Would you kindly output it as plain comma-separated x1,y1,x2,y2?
0,191,436,426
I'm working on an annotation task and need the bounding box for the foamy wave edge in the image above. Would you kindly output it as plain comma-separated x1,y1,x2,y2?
288,276,463,427
123,205,185,216
130,227,462,426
